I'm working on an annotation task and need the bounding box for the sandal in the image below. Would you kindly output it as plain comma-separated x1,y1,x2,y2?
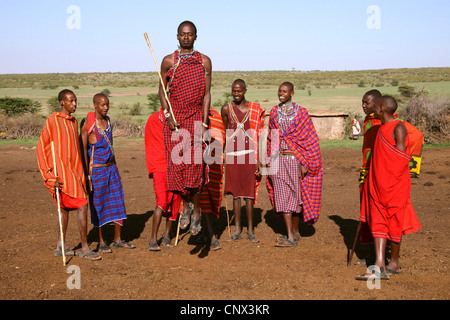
275,235,299,243
275,238,298,247
79,250,102,261
180,202,194,229
356,270,390,281
54,248,77,257
225,233,243,242
210,239,221,251
147,241,161,251
97,243,112,254
160,237,173,248
112,241,136,249
189,211,202,236
386,267,402,275
247,233,260,243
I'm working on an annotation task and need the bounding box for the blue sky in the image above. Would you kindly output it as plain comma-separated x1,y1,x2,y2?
0,0,449,74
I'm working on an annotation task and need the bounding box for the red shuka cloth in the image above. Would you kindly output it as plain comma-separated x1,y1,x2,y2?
360,120,421,242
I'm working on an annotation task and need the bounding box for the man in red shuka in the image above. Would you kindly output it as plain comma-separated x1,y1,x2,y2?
357,96,421,281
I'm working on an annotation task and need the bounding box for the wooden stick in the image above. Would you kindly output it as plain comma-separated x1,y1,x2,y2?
174,201,183,246
143,32,178,129
225,195,231,238
51,141,66,266
348,221,362,266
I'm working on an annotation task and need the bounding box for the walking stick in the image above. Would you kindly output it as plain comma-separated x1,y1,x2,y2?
143,32,178,130
51,142,66,266
348,221,362,266
225,195,231,238
174,201,183,246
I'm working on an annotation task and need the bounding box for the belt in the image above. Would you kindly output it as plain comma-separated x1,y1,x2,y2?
90,162,115,168
226,149,255,156
279,150,295,156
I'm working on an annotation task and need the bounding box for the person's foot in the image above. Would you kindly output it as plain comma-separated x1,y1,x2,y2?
79,250,102,261
225,233,243,242
189,210,202,236
97,243,112,253
112,241,135,249
160,237,173,248
180,202,193,229
210,239,221,251
247,233,260,243
148,241,161,251
356,266,390,280
275,238,297,247
386,265,402,275
54,248,77,257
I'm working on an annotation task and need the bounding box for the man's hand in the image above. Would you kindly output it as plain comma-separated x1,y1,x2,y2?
300,164,308,179
167,115,179,131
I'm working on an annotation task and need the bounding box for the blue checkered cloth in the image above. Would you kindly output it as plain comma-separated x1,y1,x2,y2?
88,123,127,227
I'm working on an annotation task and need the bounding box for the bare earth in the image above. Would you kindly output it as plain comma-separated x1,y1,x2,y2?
0,140,448,302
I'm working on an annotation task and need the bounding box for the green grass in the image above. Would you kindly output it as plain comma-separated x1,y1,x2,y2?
1,69,449,144
0,138,39,145
2,80,448,119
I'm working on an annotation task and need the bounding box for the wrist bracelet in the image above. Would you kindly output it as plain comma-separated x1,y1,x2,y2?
202,122,208,128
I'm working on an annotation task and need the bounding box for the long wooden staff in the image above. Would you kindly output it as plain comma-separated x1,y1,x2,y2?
143,32,178,130
51,141,66,266
348,221,362,266
225,195,231,238
174,201,183,246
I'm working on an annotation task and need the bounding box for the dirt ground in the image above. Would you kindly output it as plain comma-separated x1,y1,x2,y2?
0,140,448,301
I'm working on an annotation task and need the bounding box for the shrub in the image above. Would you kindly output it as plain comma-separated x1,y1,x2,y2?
101,88,111,97
0,97,41,116
147,93,160,112
111,117,144,138
0,114,45,139
129,102,142,116
398,92,450,144
47,96,60,113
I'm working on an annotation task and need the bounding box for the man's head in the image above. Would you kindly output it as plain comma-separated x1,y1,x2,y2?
231,79,247,103
58,89,77,115
278,82,294,104
373,95,398,122
362,89,382,116
93,93,110,117
177,21,197,50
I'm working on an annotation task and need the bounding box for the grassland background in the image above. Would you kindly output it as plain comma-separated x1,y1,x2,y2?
1,67,449,126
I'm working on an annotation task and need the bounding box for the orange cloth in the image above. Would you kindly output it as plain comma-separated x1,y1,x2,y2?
360,120,421,242
199,109,225,217
36,112,86,202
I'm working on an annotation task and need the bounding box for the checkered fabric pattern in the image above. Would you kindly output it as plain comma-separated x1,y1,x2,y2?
88,123,126,227
266,103,323,224
163,50,208,194
248,102,265,161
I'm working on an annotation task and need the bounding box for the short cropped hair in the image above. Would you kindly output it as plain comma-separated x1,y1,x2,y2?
177,20,197,35
280,81,294,91
93,93,108,104
58,89,75,102
365,89,382,100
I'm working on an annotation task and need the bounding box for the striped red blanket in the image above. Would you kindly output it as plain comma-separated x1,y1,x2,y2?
266,103,323,224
